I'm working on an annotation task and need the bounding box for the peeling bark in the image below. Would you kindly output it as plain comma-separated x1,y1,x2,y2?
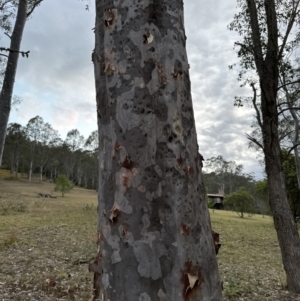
93,1,222,300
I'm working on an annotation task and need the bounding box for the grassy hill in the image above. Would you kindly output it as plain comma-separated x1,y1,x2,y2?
0,170,299,300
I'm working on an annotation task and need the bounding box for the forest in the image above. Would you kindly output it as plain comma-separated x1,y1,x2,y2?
2,116,98,189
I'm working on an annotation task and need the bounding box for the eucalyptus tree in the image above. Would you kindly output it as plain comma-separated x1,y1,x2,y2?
63,129,85,180
203,155,248,194
229,0,300,292
35,122,61,182
91,1,222,300
3,122,25,176
0,0,43,167
85,130,98,189
24,115,44,181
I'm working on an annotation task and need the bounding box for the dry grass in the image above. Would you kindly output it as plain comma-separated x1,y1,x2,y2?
0,169,300,300
0,170,98,300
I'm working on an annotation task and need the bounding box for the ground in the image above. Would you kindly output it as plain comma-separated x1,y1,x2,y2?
0,171,300,300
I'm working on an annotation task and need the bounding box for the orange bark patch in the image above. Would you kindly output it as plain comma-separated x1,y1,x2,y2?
185,166,194,175
181,261,203,301
122,174,131,188
115,141,122,151
104,9,117,27
180,223,191,235
109,203,121,224
121,223,130,237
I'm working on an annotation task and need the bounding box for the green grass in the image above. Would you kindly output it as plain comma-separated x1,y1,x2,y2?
0,170,300,300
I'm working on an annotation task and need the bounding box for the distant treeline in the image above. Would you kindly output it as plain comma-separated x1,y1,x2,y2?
2,116,98,190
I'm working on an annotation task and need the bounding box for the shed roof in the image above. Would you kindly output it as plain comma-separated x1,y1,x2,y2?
207,194,224,198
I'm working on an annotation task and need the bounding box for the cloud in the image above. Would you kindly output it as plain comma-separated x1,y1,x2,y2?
8,0,264,179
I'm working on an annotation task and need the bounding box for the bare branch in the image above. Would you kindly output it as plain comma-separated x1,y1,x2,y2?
278,0,300,61
277,78,300,91
27,0,43,17
234,42,255,55
251,83,263,130
246,0,264,73
246,133,264,150
288,143,300,155
0,47,29,57
278,107,300,116
4,32,11,39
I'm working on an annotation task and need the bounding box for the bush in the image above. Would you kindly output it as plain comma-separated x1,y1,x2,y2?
224,187,255,218
54,174,73,197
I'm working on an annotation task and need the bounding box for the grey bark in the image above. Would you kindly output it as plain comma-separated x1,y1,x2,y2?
91,1,222,300
0,0,28,167
246,0,300,293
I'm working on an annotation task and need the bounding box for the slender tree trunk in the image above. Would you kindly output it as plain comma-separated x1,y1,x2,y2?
91,1,222,300
0,0,28,167
29,159,33,182
40,165,43,182
245,0,300,292
261,76,300,293
294,147,300,189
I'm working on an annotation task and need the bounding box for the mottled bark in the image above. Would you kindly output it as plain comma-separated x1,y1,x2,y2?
246,0,300,293
0,0,28,167
92,1,222,300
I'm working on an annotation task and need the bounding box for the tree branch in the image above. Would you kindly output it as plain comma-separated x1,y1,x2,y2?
4,32,11,39
288,143,300,155
277,107,300,116
0,47,29,57
246,0,264,74
251,83,263,130
277,78,300,90
234,42,254,55
27,0,43,17
246,133,264,150
278,0,300,61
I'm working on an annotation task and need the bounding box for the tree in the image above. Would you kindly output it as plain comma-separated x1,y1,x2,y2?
282,150,300,222
3,122,26,176
230,0,300,292
54,174,73,197
224,187,255,218
254,179,270,217
90,1,222,300
0,0,43,167
203,155,255,195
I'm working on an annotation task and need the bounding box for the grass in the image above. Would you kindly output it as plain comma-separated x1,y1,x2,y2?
0,169,300,300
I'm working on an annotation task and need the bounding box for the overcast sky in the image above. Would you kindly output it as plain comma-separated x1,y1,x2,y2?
7,0,264,179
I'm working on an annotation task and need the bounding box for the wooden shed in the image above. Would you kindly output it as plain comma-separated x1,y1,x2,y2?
207,190,224,210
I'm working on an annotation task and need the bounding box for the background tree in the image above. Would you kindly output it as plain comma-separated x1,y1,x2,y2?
203,155,255,195
229,0,300,292
3,122,25,177
224,187,256,218
0,0,43,167
282,149,300,222
54,174,73,197
254,179,270,217
91,1,222,300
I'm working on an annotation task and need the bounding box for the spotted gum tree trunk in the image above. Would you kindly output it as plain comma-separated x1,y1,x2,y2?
92,1,222,300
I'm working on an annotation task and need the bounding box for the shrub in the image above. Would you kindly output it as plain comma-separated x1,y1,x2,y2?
54,174,73,197
224,187,255,218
